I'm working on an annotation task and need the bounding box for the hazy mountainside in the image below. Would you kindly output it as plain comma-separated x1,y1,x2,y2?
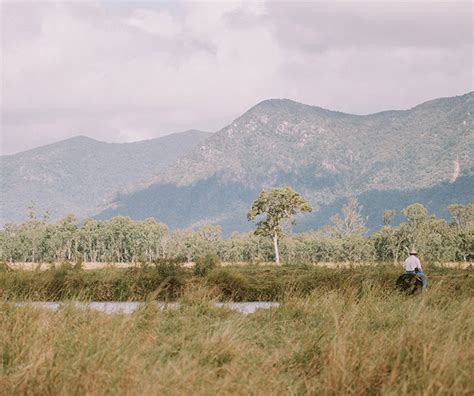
0,130,211,224
98,93,474,234
160,93,473,192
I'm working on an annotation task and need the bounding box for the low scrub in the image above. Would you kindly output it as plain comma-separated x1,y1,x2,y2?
194,254,220,277
206,268,250,300
0,264,472,301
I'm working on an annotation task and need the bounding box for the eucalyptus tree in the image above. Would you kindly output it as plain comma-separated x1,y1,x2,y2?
139,218,169,261
329,197,367,238
79,219,100,262
169,228,198,262
20,219,47,262
0,224,18,263
326,197,369,262
247,187,312,265
372,209,408,263
448,204,474,227
195,224,223,256
55,215,80,261
448,204,474,261
401,203,428,252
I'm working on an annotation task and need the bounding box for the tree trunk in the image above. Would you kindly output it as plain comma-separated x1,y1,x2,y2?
273,233,280,265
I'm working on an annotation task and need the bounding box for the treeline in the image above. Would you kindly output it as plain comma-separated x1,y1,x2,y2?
1,202,472,264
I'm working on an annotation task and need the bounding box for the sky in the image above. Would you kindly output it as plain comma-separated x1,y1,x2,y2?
1,0,473,155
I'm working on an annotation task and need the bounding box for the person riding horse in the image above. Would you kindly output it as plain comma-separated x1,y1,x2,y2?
396,249,428,294
403,249,428,288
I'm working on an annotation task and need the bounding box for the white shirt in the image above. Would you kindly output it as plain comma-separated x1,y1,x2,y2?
404,255,422,272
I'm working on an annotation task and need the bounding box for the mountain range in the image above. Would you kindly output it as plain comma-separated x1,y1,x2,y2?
0,130,211,224
2,92,473,233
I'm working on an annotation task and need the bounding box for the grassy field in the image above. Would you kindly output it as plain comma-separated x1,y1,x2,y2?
1,283,473,395
1,265,473,395
1,263,473,301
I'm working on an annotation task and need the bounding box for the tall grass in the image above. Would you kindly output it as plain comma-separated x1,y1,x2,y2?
1,264,473,301
1,282,473,395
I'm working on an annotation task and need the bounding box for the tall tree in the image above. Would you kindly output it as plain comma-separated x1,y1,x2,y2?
448,204,474,261
401,203,428,250
383,209,396,226
247,187,312,264
448,204,474,227
329,197,367,238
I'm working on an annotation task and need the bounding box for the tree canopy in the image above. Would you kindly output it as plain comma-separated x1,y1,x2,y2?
247,187,312,264
0,202,472,265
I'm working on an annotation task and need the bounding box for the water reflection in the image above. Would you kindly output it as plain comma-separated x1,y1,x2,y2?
15,301,280,314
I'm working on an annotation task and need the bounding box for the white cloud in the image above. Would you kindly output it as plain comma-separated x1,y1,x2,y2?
1,0,472,154
125,9,180,37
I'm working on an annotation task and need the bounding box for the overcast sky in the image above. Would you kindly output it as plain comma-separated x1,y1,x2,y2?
1,0,473,155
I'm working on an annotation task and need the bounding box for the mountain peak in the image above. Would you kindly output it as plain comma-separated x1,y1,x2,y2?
96,92,473,234
251,98,314,111
246,98,347,119
66,135,100,143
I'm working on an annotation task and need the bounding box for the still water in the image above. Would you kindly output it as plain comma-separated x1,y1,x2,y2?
15,301,280,314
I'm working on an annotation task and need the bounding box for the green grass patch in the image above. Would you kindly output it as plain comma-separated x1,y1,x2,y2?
1,264,472,301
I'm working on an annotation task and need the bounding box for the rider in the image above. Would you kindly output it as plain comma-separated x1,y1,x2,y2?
404,249,428,288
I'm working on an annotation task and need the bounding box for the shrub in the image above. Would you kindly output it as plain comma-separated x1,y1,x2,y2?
74,256,84,270
194,254,220,277
0,261,12,272
59,261,74,270
154,260,183,279
207,268,249,300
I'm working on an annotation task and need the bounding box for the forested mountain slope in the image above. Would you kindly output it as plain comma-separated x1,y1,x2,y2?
1,130,211,224
98,93,474,233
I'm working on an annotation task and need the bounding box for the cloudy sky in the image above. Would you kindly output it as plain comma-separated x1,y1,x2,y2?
1,0,472,155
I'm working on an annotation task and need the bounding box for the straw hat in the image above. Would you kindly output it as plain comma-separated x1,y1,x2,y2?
410,249,417,255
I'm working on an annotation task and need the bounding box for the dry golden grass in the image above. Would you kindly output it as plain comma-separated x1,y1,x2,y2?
1,282,473,395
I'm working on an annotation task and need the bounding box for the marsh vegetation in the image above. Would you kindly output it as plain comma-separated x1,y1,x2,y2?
2,271,473,395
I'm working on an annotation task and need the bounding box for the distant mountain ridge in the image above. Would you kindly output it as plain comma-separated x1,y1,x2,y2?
159,94,472,190
2,93,472,233
98,92,474,234
0,130,212,224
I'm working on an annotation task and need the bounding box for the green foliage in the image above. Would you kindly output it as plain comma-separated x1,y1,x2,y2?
247,187,312,238
194,254,220,277
1,265,473,302
207,268,250,300
247,187,312,264
329,197,367,238
74,256,84,270
448,203,474,227
150,259,187,297
0,202,472,265
383,209,396,226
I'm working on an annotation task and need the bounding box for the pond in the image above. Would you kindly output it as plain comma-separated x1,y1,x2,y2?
15,301,280,314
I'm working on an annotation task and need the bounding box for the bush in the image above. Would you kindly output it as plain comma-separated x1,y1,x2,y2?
207,268,249,300
194,254,220,277
0,261,12,272
58,261,74,270
74,256,84,270
153,260,183,279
